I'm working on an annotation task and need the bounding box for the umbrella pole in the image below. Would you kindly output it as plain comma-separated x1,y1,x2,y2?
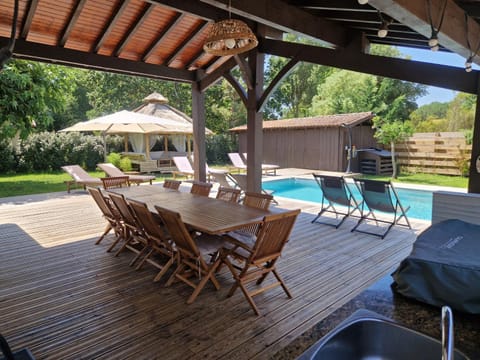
124,135,128,153
145,134,150,159
102,133,108,162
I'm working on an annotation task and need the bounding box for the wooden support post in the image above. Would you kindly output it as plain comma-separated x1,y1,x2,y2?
246,43,265,193
192,83,207,182
468,73,480,193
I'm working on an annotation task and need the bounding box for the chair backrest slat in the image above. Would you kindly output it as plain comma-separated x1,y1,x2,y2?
250,209,300,263
216,186,241,202
155,206,200,258
101,176,129,189
163,179,182,190
87,187,114,219
190,181,212,197
243,192,273,210
107,192,138,229
129,199,167,247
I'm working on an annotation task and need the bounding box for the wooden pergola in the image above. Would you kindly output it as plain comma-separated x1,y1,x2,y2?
1,0,480,192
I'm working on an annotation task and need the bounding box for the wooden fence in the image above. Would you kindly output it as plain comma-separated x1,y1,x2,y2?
395,132,471,176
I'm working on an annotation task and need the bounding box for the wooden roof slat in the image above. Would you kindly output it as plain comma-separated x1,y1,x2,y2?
141,12,184,62
114,2,154,57
165,20,209,66
92,0,130,53
59,0,87,47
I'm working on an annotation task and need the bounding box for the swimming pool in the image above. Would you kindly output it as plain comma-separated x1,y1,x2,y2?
262,177,432,221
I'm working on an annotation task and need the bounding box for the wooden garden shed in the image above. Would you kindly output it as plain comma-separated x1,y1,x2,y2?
230,112,377,172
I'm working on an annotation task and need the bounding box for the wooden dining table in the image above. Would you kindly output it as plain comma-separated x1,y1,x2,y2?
110,185,271,235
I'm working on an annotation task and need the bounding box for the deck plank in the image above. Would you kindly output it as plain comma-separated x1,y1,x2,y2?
0,188,428,359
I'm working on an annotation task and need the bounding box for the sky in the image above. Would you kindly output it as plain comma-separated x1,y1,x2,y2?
397,46,476,106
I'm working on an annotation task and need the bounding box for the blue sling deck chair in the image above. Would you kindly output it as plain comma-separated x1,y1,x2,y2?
351,178,411,239
311,173,361,228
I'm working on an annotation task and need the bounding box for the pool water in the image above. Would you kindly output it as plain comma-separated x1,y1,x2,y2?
263,177,432,221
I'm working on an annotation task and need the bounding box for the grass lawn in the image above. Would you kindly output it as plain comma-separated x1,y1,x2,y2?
0,170,469,199
0,171,173,198
365,173,468,189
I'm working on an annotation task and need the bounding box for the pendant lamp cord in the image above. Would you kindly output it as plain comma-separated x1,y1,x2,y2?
427,0,448,37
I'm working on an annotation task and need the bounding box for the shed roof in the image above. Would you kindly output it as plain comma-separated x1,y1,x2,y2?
229,112,375,132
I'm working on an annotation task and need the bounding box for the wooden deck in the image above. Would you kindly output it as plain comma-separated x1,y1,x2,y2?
0,187,429,359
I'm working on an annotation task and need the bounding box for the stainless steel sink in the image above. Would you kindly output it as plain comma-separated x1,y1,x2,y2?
297,310,470,360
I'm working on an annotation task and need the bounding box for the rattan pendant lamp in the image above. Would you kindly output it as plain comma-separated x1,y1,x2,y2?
203,1,258,56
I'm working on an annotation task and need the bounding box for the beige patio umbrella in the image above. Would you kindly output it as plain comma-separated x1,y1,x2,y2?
60,109,200,160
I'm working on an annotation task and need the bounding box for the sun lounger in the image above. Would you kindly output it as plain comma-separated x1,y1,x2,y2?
311,173,361,228
351,178,411,238
97,163,155,185
61,165,102,193
242,153,280,175
173,156,228,180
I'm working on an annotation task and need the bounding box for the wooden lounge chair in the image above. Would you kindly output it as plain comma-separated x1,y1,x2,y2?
311,173,361,228
351,178,411,239
173,155,228,181
220,209,301,315
243,153,280,176
128,199,175,282
172,156,194,179
87,187,125,249
163,179,182,190
97,163,155,185
61,164,102,193
155,206,228,304
190,181,212,197
228,152,247,173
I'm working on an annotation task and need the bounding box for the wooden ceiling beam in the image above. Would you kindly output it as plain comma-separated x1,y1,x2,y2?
60,0,87,47
295,0,372,12
260,38,478,94
20,0,39,39
367,0,480,64
197,56,238,91
92,0,129,53
114,3,154,57
200,0,350,48
142,13,184,62
7,38,194,82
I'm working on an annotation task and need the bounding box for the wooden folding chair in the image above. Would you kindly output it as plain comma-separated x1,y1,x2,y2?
87,187,125,249
128,199,176,282
155,206,227,304
190,181,212,197
220,209,301,315
216,186,241,203
163,179,182,190
107,192,148,266
101,176,130,189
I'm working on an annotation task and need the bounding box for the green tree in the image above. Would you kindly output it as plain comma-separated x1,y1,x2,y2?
0,60,74,139
373,118,413,178
445,93,476,131
82,71,191,118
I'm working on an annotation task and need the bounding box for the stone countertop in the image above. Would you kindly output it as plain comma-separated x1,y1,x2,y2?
273,275,480,359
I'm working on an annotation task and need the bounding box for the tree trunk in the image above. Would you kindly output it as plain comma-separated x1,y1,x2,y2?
391,141,397,179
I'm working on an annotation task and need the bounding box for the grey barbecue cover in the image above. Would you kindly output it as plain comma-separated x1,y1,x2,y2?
392,219,480,314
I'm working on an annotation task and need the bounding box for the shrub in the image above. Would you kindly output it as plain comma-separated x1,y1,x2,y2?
0,139,17,173
206,134,236,164
119,157,132,172
107,152,122,167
